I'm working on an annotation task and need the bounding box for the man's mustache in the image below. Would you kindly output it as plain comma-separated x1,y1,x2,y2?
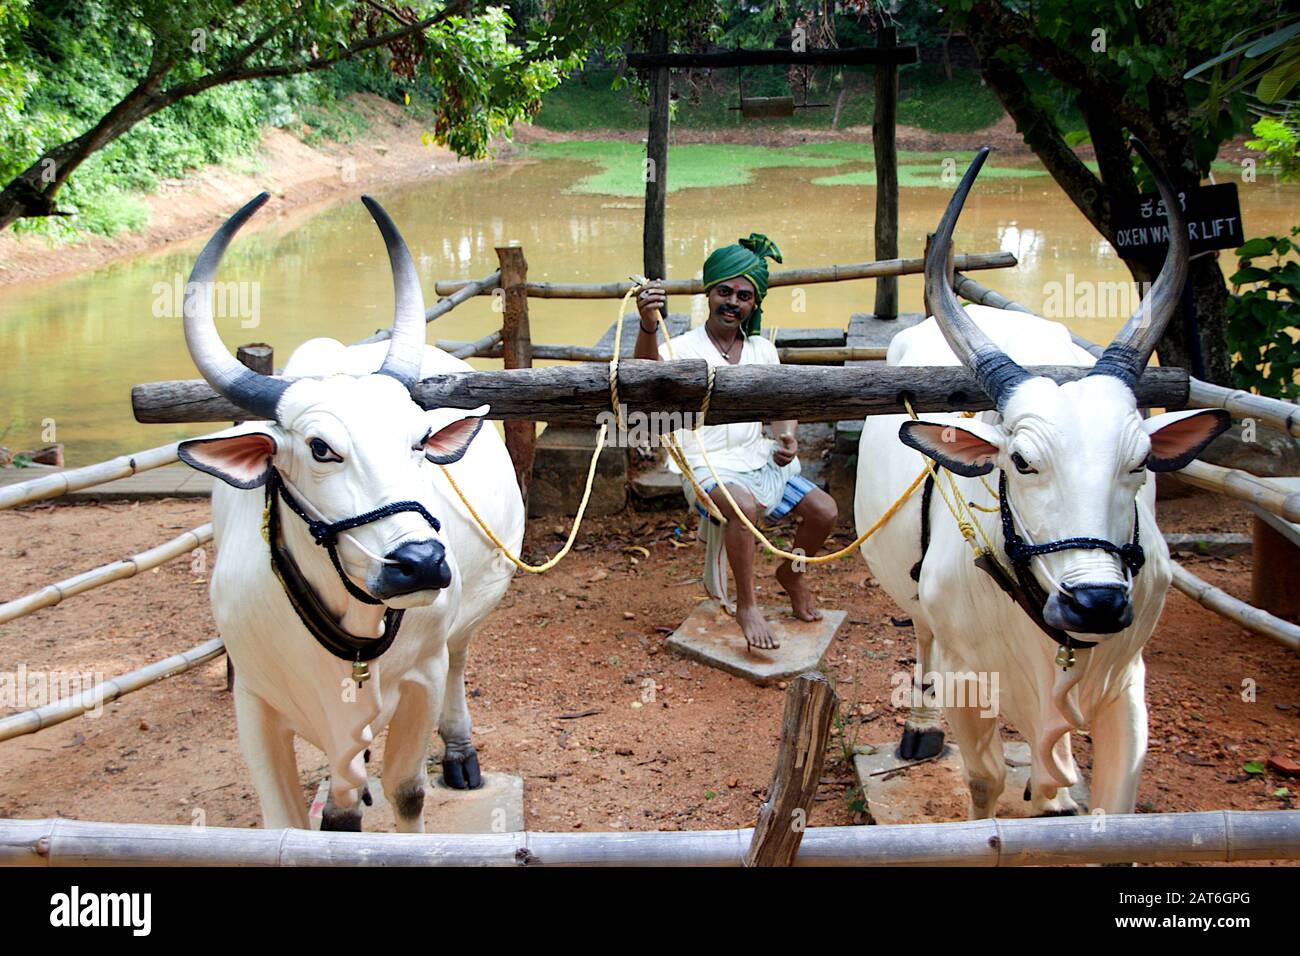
717,305,742,317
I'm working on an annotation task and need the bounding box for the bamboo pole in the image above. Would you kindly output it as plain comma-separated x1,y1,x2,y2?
1182,381,1300,439
0,441,184,511
953,272,1034,313
433,252,1019,299
450,330,502,361
433,339,889,364
0,524,212,626
1170,562,1300,652
132,363,1190,427
955,271,1300,439
1173,460,1300,524
1,810,1296,867
0,638,225,743
355,269,502,344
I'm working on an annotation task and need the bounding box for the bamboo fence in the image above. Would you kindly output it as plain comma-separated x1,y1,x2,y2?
1,810,1295,867
1170,562,1300,652
434,251,1019,298
0,638,225,743
0,524,212,626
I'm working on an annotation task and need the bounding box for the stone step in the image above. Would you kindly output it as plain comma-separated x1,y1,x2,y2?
852,740,1090,824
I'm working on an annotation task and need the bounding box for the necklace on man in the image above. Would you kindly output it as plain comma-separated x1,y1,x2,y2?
706,325,741,361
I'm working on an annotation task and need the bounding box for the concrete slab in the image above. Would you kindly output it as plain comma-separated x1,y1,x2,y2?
0,462,214,500
853,740,1090,824
1163,532,1252,557
530,426,626,517
847,312,926,349
774,327,846,348
310,771,524,833
666,599,845,685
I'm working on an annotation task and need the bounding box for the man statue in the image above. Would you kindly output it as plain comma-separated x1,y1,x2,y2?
635,234,838,651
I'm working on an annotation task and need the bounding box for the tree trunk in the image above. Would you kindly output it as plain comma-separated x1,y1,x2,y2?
963,9,1235,386
0,69,172,232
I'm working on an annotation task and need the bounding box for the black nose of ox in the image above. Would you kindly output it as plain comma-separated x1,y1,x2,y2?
378,540,450,596
1059,584,1133,634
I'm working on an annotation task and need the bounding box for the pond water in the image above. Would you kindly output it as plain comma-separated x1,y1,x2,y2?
1,150,1295,464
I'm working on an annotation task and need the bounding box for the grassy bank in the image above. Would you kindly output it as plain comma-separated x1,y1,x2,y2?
534,63,1005,135
520,140,1054,196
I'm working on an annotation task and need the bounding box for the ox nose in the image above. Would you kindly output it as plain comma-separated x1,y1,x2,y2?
379,540,450,595
1060,585,1133,633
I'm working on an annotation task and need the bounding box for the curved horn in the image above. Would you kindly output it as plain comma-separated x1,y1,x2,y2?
1088,137,1188,389
926,146,1030,409
183,192,289,422
361,195,426,390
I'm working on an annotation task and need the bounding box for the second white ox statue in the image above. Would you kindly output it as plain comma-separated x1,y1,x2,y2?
856,142,1230,819
176,193,524,831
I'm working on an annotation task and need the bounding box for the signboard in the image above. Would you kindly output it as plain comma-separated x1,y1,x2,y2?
1111,182,1244,261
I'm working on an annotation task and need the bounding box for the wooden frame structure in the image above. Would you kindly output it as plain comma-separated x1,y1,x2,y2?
626,37,919,318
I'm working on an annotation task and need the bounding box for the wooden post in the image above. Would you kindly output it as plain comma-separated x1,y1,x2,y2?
643,29,670,281
872,25,900,320
496,245,535,510
921,231,954,318
1252,516,1300,624
230,343,273,692
746,672,839,867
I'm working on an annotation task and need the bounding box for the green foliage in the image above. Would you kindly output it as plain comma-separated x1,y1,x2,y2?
1186,12,1300,106
0,1,597,237
1246,115,1300,181
945,0,1252,179
536,63,1002,134
1225,230,1300,400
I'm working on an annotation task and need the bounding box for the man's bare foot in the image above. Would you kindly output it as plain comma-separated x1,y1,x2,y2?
737,605,779,651
776,562,823,622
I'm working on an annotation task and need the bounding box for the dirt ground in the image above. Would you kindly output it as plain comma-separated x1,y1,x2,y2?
0,485,1296,855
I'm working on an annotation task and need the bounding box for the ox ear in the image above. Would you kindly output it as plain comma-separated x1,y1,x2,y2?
1142,408,1232,472
899,418,1003,477
178,429,278,489
422,404,488,465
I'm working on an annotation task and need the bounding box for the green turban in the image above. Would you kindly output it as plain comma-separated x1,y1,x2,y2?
702,233,784,335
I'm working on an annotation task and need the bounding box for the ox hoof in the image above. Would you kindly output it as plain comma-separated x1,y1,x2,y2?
320,807,363,832
897,725,945,761
1035,808,1079,817
442,750,483,790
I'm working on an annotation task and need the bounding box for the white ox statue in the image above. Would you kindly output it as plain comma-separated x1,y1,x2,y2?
176,193,524,831
855,142,1230,819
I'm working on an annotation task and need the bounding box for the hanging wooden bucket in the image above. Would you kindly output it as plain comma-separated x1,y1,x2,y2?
739,96,795,119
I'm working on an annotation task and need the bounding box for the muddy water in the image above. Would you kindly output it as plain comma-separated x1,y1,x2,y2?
1,156,1295,464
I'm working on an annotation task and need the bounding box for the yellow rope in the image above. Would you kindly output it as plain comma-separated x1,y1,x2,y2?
650,292,926,565
436,285,643,572
899,398,1003,559
443,279,931,572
